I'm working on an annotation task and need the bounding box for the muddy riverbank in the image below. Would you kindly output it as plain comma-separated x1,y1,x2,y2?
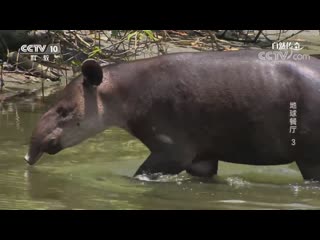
1,30,319,103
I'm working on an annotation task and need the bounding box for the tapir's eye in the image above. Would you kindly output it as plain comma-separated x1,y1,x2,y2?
56,107,68,118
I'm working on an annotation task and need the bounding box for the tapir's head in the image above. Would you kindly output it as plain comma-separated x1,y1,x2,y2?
24,59,112,165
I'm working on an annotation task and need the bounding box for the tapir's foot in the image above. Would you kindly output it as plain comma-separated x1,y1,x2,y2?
296,160,320,182
186,158,218,178
134,149,194,177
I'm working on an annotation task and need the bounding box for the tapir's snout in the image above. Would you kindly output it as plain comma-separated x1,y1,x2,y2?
24,149,43,166
24,138,63,166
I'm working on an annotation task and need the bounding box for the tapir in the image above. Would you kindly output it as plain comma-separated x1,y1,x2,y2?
24,50,320,180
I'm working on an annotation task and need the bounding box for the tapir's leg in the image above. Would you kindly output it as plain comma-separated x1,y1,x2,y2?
134,147,194,177
186,155,218,178
295,134,320,181
296,159,320,181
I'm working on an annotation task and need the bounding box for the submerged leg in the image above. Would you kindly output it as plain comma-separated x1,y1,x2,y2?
296,159,320,181
186,155,218,178
134,147,194,177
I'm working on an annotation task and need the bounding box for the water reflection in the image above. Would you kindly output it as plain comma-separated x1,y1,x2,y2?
24,167,65,201
0,101,44,132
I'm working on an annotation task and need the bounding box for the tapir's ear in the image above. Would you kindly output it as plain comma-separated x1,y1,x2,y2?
81,59,103,86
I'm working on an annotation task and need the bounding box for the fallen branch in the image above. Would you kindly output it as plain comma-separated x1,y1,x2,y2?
206,31,225,51
7,52,61,81
276,30,304,42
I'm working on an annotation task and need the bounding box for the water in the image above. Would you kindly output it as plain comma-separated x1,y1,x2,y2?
2,98,320,210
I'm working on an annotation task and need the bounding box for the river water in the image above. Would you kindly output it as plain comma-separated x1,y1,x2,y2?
1,97,320,210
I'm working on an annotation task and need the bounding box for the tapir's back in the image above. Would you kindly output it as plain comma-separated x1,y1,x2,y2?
106,50,320,165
